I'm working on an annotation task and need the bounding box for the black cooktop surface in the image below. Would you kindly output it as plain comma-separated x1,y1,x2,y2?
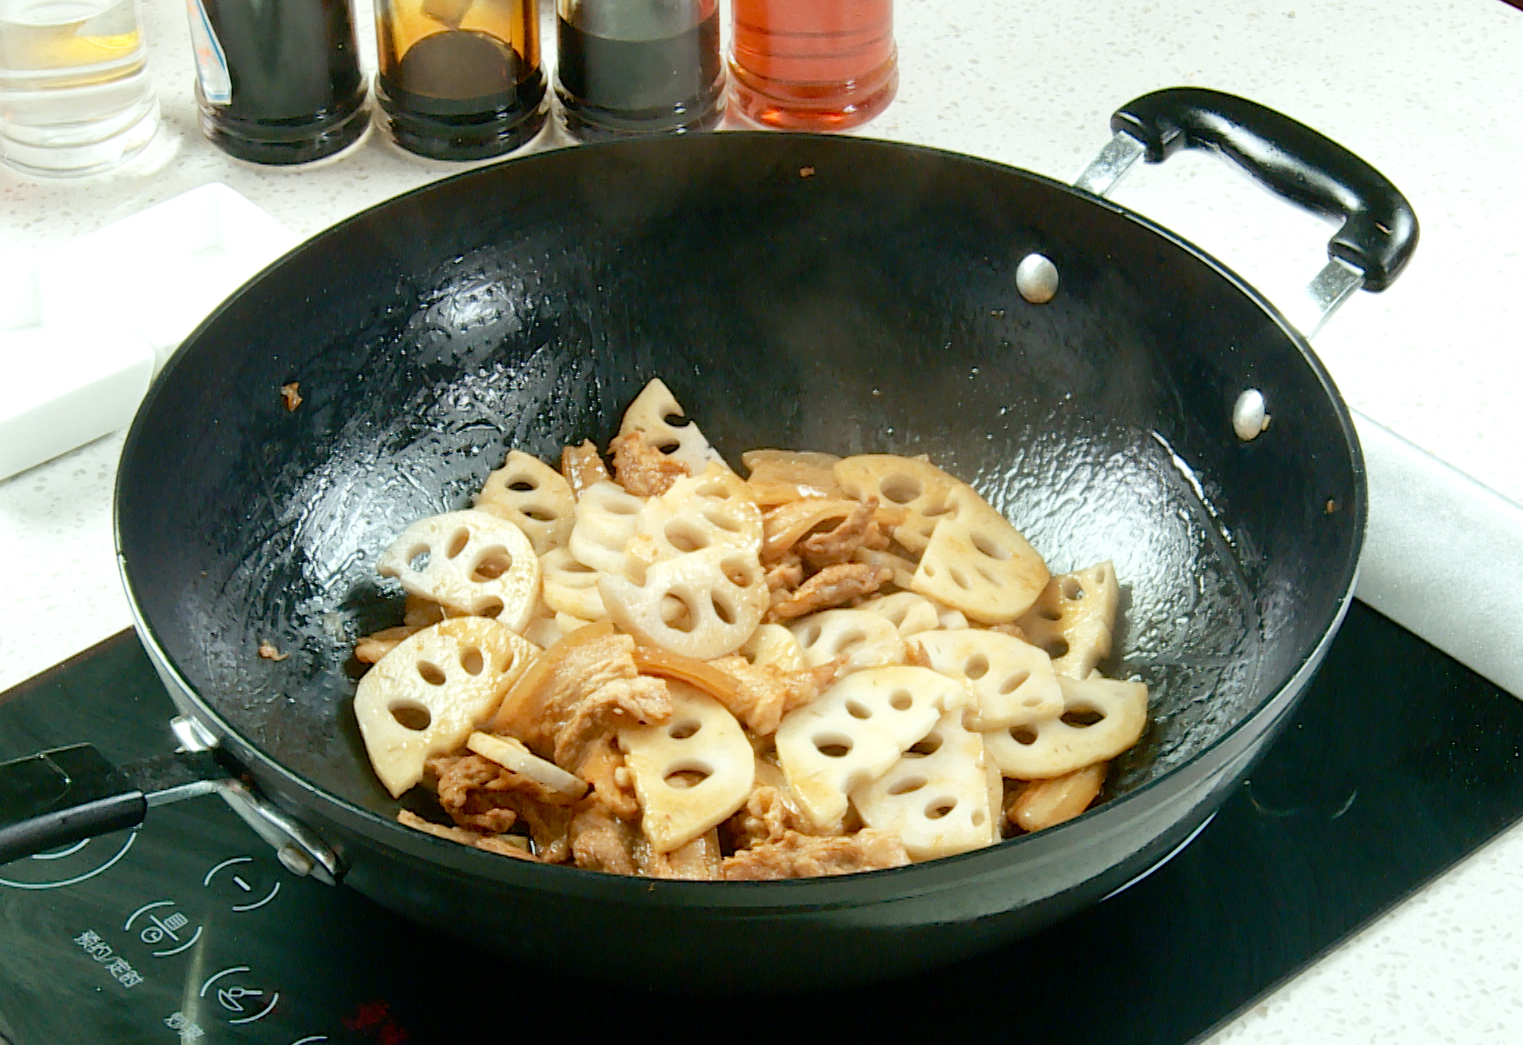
3,602,1522,1045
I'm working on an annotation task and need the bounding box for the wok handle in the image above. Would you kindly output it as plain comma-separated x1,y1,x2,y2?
0,744,227,866
1109,87,1418,292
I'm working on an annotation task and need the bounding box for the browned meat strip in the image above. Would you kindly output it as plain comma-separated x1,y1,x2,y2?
610,429,691,497
710,655,840,735
765,556,804,592
428,753,580,859
569,803,643,875
798,498,885,569
721,829,910,880
489,622,671,771
767,563,892,622
396,809,539,861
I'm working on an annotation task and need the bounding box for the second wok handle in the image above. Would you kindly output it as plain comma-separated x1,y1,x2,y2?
1109,88,1418,293
0,745,223,866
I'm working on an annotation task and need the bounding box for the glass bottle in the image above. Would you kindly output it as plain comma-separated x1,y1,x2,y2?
0,0,162,177
554,0,724,141
728,0,897,131
374,0,546,161
187,0,368,165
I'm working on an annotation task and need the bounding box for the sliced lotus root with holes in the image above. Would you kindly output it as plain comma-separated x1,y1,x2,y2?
353,618,539,797
1015,561,1120,679
834,454,965,555
912,629,1063,730
741,623,806,671
983,675,1148,779
618,681,755,851
985,754,1004,843
466,732,590,801
788,608,906,672
473,451,576,556
599,547,768,660
568,480,646,574
775,666,970,829
377,510,541,631
540,547,608,621
618,378,729,477
627,466,763,565
856,592,944,638
911,495,1049,624
851,708,997,860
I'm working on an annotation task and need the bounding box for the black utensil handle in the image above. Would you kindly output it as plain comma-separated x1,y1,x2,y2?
0,744,231,865
1112,87,1418,291
0,745,145,865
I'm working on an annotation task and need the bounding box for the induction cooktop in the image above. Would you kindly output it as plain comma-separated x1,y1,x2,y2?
2,601,1521,1045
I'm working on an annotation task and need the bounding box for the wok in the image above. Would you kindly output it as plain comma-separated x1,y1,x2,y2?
0,89,1416,989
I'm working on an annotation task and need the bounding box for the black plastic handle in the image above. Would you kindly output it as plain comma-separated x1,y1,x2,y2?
0,744,228,866
0,745,145,865
1112,88,1418,291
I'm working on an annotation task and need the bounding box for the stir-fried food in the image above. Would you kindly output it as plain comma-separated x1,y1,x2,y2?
351,378,1149,879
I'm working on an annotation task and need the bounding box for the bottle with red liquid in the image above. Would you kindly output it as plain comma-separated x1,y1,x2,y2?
728,0,897,131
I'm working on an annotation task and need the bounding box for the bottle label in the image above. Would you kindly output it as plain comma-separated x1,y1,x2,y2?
186,0,232,105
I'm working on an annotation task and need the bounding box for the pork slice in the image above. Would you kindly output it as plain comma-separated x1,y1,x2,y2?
710,655,841,735
721,830,910,880
397,809,538,861
610,429,691,497
428,753,577,859
798,498,882,569
767,563,892,622
491,623,672,770
569,803,644,875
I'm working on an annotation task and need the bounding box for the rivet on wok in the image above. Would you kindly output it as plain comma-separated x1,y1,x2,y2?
278,843,315,877
1233,389,1270,441
1016,253,1059,304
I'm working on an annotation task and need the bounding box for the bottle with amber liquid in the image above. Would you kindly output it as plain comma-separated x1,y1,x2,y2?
728,0,897,131
187,0,369,164
555,0,725,140
374,0,546,161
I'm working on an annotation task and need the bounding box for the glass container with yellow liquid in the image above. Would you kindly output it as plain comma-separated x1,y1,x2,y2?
375,0,546,161
0,0,160,176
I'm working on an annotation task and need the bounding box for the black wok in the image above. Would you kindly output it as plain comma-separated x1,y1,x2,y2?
0,89,1416,989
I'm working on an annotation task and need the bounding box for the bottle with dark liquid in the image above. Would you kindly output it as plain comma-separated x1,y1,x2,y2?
187,0,369,165
374,0,546,161
555,0,724,140
728,0,897,131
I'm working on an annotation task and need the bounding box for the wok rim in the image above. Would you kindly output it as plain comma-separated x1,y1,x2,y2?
112,129,1369,904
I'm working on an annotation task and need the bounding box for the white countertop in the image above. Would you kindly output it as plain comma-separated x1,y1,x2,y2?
3,1,1522,1040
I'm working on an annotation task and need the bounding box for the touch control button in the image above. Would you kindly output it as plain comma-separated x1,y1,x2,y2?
201,965,280,1025
203,855,281,912
123,899,203,957
0,830,137,890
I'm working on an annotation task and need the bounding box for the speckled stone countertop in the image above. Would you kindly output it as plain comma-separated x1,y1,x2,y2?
2,1,1521,1040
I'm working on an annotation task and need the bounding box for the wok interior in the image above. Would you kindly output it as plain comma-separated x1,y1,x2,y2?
118,134,1359,824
